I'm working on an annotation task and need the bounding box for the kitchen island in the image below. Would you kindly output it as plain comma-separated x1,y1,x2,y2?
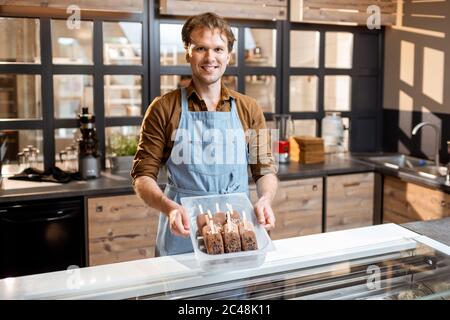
1,221,449,300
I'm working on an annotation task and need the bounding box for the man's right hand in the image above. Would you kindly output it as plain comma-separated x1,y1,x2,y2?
167,204,191,237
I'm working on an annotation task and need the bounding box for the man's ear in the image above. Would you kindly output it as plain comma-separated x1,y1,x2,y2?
226,52,231,65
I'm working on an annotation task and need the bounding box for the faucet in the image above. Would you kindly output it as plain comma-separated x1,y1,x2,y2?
411,122,441,169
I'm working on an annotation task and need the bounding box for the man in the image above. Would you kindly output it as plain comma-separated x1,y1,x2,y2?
131,12,278,256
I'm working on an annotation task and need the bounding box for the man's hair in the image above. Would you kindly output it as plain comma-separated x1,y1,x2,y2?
181,12,235,53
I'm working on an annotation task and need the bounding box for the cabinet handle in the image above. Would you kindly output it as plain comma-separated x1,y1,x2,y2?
441,201,446,208
312,185,318,191
343,182,360,188
96,205,103,213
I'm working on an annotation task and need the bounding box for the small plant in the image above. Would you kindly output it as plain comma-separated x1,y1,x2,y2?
109,134,138,157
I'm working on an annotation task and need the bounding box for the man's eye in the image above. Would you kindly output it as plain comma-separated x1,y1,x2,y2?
195,47,205,51
215,48,224,52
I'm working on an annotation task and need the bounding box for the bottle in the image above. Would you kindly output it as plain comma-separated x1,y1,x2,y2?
321,112,344,154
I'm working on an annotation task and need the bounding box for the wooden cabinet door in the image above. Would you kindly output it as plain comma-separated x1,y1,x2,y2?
250,178,323,240
87,194,160,266
383,176,450,224
326,172,374,232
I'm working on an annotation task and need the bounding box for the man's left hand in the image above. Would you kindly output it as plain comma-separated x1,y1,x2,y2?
253,195,275,231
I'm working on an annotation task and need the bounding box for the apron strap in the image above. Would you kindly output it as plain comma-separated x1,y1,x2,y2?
180,87,189,114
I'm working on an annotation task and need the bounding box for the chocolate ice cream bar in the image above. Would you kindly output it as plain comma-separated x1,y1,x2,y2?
203,221,224,255
196,213,208,231
239,221,258,251
213,211,226,226
223,212,241,253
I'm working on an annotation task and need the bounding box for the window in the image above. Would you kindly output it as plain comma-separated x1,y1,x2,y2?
51,19,93,65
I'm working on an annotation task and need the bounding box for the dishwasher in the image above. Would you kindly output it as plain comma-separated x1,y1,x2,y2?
0,198,85,279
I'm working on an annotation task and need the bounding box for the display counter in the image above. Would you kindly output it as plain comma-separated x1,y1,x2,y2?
1,224,449,300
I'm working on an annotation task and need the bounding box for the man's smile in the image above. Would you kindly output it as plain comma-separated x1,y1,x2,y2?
201,65,219,72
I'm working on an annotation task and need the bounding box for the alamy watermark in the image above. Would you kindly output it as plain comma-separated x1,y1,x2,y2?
169,122,280,166
366,265,381,290
367,5,381,30
66,5,81,30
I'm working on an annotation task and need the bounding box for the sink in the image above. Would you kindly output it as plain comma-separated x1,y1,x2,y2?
361,154,448,182
365,154,433,170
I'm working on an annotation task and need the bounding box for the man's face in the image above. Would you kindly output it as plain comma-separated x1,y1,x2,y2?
186,27,231,86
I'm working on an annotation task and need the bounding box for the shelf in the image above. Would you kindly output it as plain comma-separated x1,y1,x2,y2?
106,99,141,105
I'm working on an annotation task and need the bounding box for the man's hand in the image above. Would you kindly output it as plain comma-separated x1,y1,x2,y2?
167,203,190,237
253,195,275,231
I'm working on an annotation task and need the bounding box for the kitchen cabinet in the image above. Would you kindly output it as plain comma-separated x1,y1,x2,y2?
87,194,159,266
250,178,323,240
383,176,450,224
326,172,374,232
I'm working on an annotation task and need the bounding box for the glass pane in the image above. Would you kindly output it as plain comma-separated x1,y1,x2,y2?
245,28,276,67
245,75,275,113
51,19,93,64
104,75,142,117
324,75,351,111
0,74,41,119
55,128,80,172
325,32,353,69
105,126,140,167
289,76,318,112
0,129,44,175
290,31,319,68
160,24,238,66
54,75,93,118
0,18,40,64
104,22,142,65
292,119,317,137
160,24,185,66
160,75,237,96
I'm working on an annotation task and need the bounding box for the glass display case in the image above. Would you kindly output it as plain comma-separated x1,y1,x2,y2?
139,239,450,300
2,224,450,300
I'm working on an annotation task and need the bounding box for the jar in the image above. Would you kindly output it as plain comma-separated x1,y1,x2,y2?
321,112,344,153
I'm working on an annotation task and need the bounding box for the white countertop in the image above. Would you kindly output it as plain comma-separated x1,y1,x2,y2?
1,223,447,300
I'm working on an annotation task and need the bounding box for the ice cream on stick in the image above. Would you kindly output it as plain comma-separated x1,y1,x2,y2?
223,211,241,253
196,204,208,231
213,203,226,226
239,210,258,251
204,219,224,255
225,203,242,224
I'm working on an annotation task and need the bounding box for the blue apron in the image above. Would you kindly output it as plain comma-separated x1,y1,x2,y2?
155,87,249,256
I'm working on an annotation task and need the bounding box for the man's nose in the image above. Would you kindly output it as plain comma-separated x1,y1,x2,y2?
204,49,215,59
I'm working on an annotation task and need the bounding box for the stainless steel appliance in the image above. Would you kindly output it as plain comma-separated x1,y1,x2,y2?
0,198,85,279
78,107,101,179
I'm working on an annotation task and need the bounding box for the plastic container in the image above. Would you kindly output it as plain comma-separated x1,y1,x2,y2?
180,193,275,272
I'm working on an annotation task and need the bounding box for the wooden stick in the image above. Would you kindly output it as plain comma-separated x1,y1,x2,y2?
215,203,220,213
198,204,204,214
207,209,213,219
209,219,215,234
242,210,248,230
226,211,232,233
226,203,233,213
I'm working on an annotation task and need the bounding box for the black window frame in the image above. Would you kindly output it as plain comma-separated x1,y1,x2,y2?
0,1,150,170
